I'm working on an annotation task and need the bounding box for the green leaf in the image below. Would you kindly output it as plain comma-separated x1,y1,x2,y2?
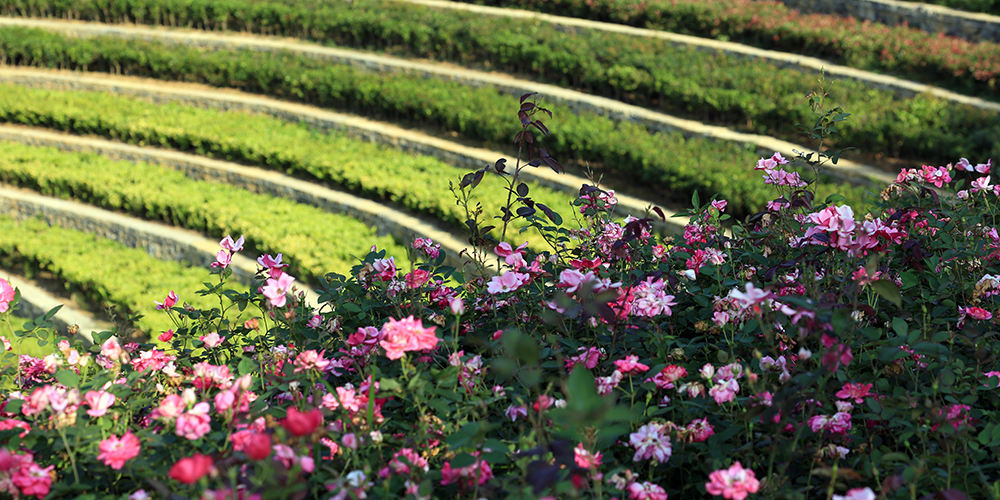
379,378,402,392
870,280,902,307
55,369,80,388
41,305,63,321
892,317,908,338
4,400,22,415
880,452,910,463
237,357,257,376
567,366,600,412
450,453,477,468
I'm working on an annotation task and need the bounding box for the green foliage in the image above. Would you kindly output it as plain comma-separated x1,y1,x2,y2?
0,1,995,168
0,26,810,217
0,216,216,334
0,140,409,284
0,83,577,248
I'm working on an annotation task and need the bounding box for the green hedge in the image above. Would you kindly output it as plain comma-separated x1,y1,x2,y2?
881,0,1000,16
0,141,410,283
447,0,1000,99
0,2,996,168
0,84,584,248
0,216,219,334
0,28,872,216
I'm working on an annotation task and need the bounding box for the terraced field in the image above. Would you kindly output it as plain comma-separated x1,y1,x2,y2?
0,0,990,344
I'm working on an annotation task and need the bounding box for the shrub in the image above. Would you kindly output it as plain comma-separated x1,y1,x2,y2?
0,92,997,500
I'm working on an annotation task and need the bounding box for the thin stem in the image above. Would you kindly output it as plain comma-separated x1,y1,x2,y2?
56,426,80,484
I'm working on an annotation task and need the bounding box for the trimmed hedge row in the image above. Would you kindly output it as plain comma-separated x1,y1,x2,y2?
0,216,218,334
0,84,581,246
449,0,1000,99
0,141,410,284
0,27,782,216
0,2,996,168
898,0,1000,15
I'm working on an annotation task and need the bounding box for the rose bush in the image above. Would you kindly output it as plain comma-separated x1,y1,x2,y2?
0,92,997,499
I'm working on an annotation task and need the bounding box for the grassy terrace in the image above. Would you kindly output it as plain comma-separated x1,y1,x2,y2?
0,27,873,217
0,84,590,248
0,216,220,334
0,141,410,283
0,2,995,170
445,0,1000,99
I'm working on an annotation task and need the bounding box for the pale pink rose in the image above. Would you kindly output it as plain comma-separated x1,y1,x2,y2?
101,338,124,361
648,365,687,389
157,395,187,422
379,316,439,360
84,390,116,417
175,402,212,440
835,383,873,403
573,443,602,470
262,273,296,308
614,355,650,375
219,235,245,252
0,279,14,314
342,433,358,451
486,271,528,294
705,462,760,500
372,257,397,281
629,422,672,464
294,350,331,373
627,481,668,500
214,390,236,413
97,431,141,470
709,378,740,405
200,332,225,348
728,283,770,312
833,488,876,500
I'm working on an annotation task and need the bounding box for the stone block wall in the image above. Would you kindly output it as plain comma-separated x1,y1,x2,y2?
772,0,1000,42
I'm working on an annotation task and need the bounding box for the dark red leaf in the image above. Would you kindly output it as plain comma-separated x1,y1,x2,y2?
519,92,537,104
520,102,535,112
532,120,549,136
543,156,564,174
516,183,529,197
494,158,507,173
460,172,477,188
652,207,666,221
471,170,485,189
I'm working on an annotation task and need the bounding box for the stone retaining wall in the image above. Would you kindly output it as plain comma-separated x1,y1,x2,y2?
771,0,1000,42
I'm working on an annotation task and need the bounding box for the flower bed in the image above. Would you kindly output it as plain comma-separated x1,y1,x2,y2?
0,93,996,499
0,140,410,284
0,4,997,168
